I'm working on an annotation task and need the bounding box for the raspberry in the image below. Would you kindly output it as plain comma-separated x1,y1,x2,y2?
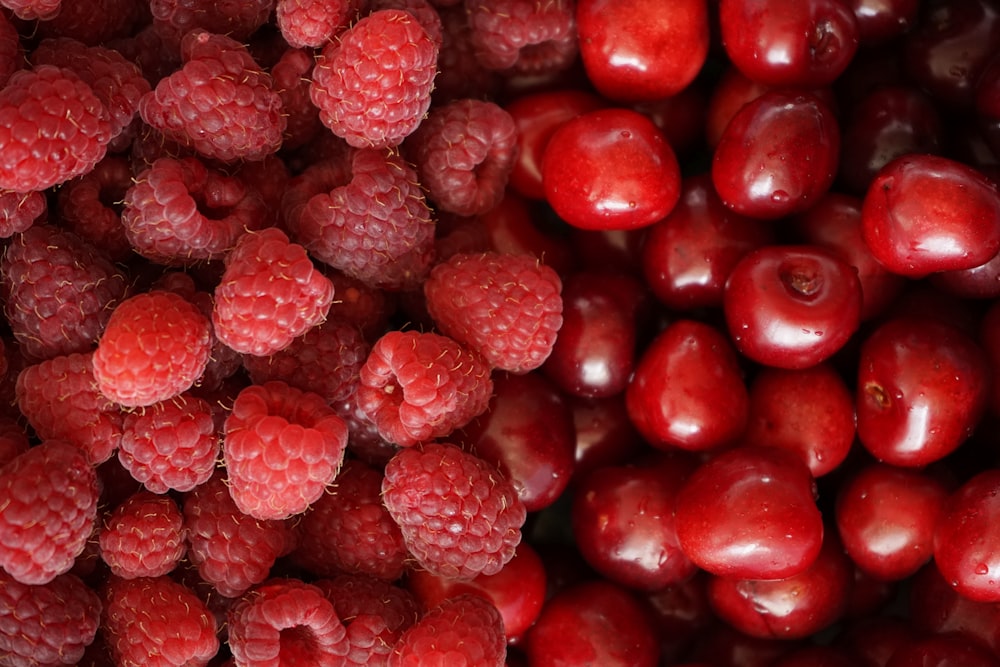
228,579,350,667
118,393,220,494
183,472,296,599
55,155,133,262
123,156,268,265
1,0,60,20
407,98,519,216
36,0,142,45
16,352,124,464
369,0,445,46
93,290,213,407
333,392,400,465
432,5,501,103
0,440,100,585
276,0,361,48
287,148,436,290
0,190,45,239
0,570,102,667
388,594,507,667
212,227,335,357
0,65,113,192
150,0,274,48
465,0,577,73
292,459,408,581
310,9,439,149
325,271,397,341
357,330,493,447
1,224,128,361
381,442,526,579
271,47,325,150
424,251,564,373
223,380,348,521
99,491,187,579
139,30,285,163
102,575,220,667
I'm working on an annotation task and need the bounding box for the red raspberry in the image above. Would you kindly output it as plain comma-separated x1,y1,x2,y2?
0,65,113,192
99,491,187,580
93,290,213,407
424,251,564,373
0,11,20,89
55,155,133,262
224,380,348,521
0,441,100,585
314,573,420,667
228,579,350,667
369,0,444,46
465,0,577,74
432,5,501,104
333,391,400,465
118,393,220,494
271,47,325,150
0,570,102,667
212,227,335,357
150,0,274,47
0,190,45,239
288,148,436,290
183,472,296,598
1,224,128,360
292,459,408,581
310,9,439,149
123,156,268,265
381,442,526,579
325,270,397,341
36,0,143,45
357,330,493,447
1,0,60,20
102,575,220,667
407,98,519,216
276,0,361,48
139,30,285,163
389,594,507,666
16,352,124,464
280,153,352,232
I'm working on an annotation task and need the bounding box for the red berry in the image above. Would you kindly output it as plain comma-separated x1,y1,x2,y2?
465,0,576,74
389,594,507,666
276,0,359,49
99,491,187,579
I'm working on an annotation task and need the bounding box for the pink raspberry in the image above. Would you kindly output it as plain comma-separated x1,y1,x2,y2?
224,380,348,521
0,441,100,585
228,579,350,667
292,459,408,581
139,30,285,163
407,98,519,216
102,575,220,667
0,570,102,667
465,0,577,74
1,224,128,360
93,290,213,407
212,227,335,356
118,393,220,494
389,594,507,666
55,155,133,262
183,472,296,599
16,352,124,464
150,0,274,47
276,0,361,49
424,251,564,373
99,491,187,579
382,442,526,579
357,330,493,447
0,190,46,239
433,5,501,103
287,148,436,290
370,0,444,46
0,65,113,192
123,156,268,265
1,0,60,20
310,9,439,148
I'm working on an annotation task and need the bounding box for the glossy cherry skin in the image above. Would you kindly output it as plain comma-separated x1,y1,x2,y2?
571,453,698,591
723,244,862,370
934,469,1000,603
836,615,917,667
707,534,851,640
577,0,709,102
886,633,1000,667
570,394,645,479
674,445,824,579
632,82,709,158
458,371,575,512
846,0,919,45
979,300,1000,417
644,573,715,662
522,579,660,667
977,52,1000,119
860,153,1000,278
719,0,860,87
625,319,749,452
569,225,648,277
405,542,546,643
909,562,1000,657
712,91,840,220
705,66,774,149
541,108,681,230
856,317,990,467
835,463,949,581
931,247,1000,300
641,174,774,312
743,363,856,477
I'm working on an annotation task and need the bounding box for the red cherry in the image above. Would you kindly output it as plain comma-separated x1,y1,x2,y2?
644,572,715,662
674,445,824,579
479,192,575,276
541,107,681,231
576,0,709,102
688,621,802,667
845,0,920,45
934,469,1000,603
705,66,774,149
570,394,645,479
909,562,1000,657
886,633,1000,667
770,646,858,667
632,82,709,158
836,616,917,667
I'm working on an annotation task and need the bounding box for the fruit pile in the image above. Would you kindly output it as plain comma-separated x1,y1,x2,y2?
1,0,1000,665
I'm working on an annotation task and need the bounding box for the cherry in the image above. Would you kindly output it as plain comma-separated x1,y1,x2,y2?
569,394,645,480
688,623,801,667
770,646,858,667
569,225,648,277
723,244,862,370
934,469,1000,603
909,562,1000,657
712,90,840,220
845,0,919,45
836,615,917,667
478,192,575,276
625,319,749,452
674,445,824,580
632,82,709,158
644,572,716,662
979,300,1000,417
930,247,1000,300
855,317,990,467
886,633,1000,667
977,52,1000,120
705,66,774,149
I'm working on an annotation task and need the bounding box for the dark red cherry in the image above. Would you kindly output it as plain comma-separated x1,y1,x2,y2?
909,562,1000,657
934,469,1000,603
644,572,715,663
688,618,803,667
856,317,990,467
674,445,824,580
632,82,709,158
845,0,919,45
570,394,645,480
712,90,840,220
770,646,858,667
930,247,1000,300
705,66,774,149
979,300,1000,417
836,615,917,667
977,52,1000,119
886,633,1000,667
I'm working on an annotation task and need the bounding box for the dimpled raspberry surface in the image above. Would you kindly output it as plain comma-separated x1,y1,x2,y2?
389,594,507,667
98,491,187,579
